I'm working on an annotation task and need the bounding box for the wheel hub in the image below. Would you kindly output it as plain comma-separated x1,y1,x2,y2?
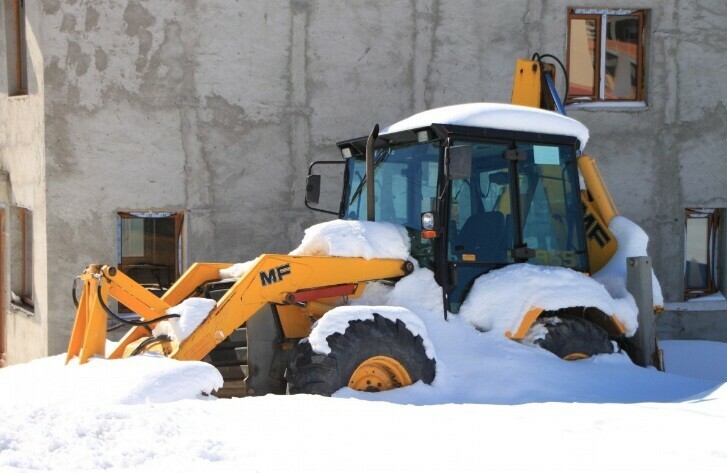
348,356,413,392
563,352,589,361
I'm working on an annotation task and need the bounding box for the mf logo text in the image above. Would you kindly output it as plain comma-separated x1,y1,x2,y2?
260,263,292,287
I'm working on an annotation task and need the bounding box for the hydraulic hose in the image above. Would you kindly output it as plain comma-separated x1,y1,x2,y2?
72,277,80,309
531,52,570,104
130,334,172,357
95,283,181,330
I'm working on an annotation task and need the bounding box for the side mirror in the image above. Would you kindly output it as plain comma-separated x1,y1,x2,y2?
305,175,321,205
305,160,346,216
447,145,472,180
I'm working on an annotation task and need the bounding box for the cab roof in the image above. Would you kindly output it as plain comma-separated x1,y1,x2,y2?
382,103,589,151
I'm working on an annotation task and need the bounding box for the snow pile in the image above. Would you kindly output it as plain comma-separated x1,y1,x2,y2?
593,216,664,307
328,264,723,406
356,262,444,317
0,355,222,408
309,305,436,359
458,264,639,336
383,103,590,150
152,298,216,342
289,219,410,260
219,259,256,279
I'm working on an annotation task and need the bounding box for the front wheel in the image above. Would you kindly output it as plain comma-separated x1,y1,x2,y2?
287,313,435,396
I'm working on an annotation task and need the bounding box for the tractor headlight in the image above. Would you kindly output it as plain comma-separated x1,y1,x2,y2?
421,212,435,230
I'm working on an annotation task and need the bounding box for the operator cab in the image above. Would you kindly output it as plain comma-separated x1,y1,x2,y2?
307,104,591,313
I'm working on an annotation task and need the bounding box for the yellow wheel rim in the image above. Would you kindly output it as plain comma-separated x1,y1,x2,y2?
348,356,413,392
563,352,589,361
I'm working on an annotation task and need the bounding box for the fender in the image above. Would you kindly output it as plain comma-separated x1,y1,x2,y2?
506,306,627,340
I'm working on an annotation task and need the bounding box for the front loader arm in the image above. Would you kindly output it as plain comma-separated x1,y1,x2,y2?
66,256,410,364
66,262,231,364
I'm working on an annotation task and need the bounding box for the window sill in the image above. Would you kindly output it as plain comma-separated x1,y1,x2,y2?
663,301,727,312
566,101,647,112
10,302,35,317
8,93,29,101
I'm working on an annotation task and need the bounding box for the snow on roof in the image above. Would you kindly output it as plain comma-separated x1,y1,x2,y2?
382,103,590,150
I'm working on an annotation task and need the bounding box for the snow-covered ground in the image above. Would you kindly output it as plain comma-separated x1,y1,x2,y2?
1,338,725,472
2,219,725,471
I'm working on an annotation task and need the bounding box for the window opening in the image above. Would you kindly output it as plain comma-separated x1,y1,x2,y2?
5,0,27,96
684,208,720,300
345,142,440,269
516,142,587,269
448,141,513,264
117,212,184,308
10,207,32,310
567,8,645,103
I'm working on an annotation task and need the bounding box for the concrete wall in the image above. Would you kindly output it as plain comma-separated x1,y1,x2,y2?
658,304,727,343
0,0,722,360
0,0,49,364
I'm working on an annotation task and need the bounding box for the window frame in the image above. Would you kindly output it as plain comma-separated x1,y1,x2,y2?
5,0,28,96
8,206,33,312
566,8,646,105
684,208,720,300
117,211,185,289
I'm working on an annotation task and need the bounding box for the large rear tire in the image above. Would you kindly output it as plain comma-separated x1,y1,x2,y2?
287,313,435,396
528,314,614,360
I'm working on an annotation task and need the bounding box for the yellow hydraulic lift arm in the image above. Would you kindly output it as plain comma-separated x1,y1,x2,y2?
66,255,410,364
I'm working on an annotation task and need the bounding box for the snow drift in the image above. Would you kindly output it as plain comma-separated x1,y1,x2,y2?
0,355,222,408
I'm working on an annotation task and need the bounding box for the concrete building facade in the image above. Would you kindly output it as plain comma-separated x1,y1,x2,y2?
1,0,725,365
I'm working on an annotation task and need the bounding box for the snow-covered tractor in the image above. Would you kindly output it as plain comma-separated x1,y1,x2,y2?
66,57,661,397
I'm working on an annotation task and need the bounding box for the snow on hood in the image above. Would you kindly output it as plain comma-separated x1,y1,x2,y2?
383,103,590,151
152,298,216,342
289,219,410,260
308,305,436,360
458,264,638,337
593,216,664,307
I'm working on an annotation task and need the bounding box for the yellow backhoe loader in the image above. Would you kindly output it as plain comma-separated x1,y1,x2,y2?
65,55,653,397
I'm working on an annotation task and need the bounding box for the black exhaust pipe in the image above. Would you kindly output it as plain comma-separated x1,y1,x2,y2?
365,124,379,221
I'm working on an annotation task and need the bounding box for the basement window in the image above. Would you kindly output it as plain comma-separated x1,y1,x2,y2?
566,8,646,105
684,208,720,300
10,207,33,311
4,0,28,96
117,212,184,298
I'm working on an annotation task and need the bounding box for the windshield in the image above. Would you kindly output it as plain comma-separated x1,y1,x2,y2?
448,140,587,270
344,141,440,268
515,141,587,269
